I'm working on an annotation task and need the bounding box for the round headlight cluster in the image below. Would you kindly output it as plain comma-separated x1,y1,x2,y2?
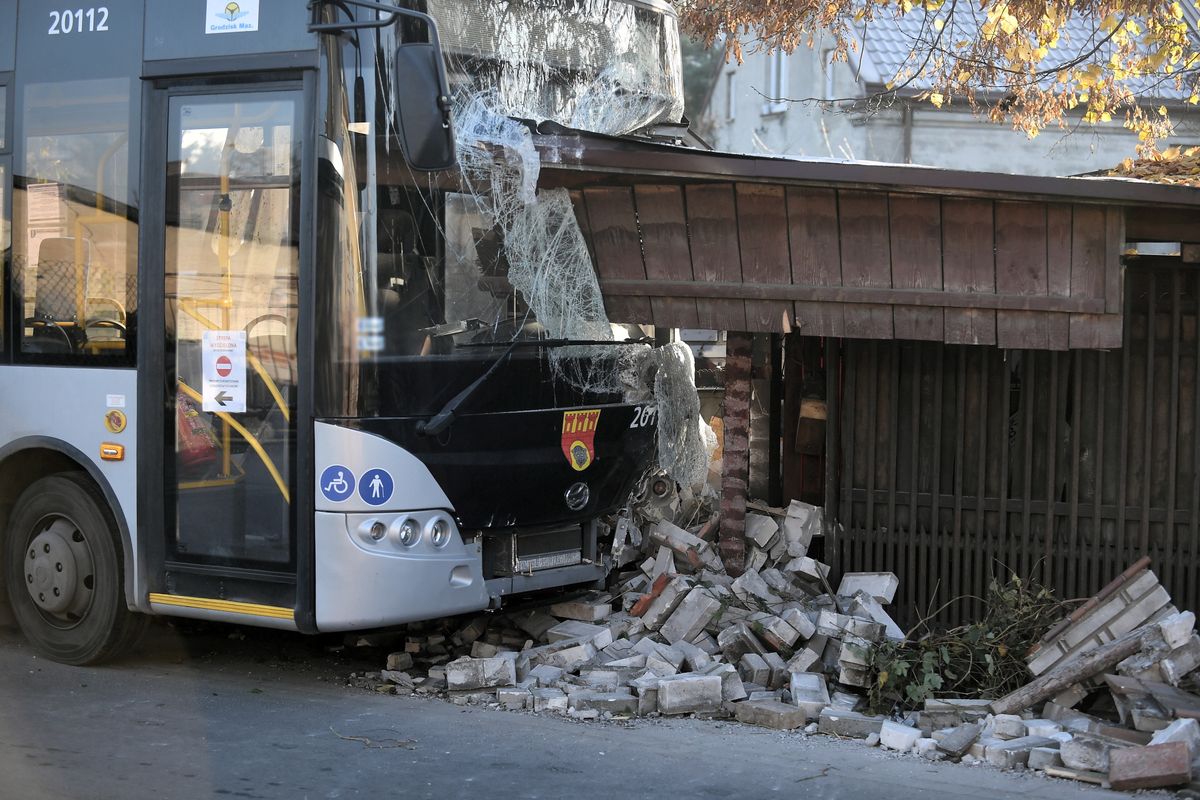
368,520,388,541
395,518,421,547
429,518,452,548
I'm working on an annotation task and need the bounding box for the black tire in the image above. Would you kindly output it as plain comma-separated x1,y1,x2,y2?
4,472,145,665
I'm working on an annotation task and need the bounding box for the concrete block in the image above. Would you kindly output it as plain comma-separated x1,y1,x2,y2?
1051,683,1089,709
846,592,905,642
1029,747,1063,771
785,557,831,585
744,546,768,574
660,586,728,645
1150,717,1200,757
546,620,614,649
1162,635,1200,685
648,520,722,572
632,637,686,670
1109,742,1193,790
837,572,899,605
818,708,886,738
829,691,860,712
749,612,800,652
1061,734,1120,772
691,631,721,655
445,656,516,691
1158,610,1196,650
759,568,794,597
880,721,923,752
602,654,648,670
385,652,414,672
496,687,530,710
718,622,767,662
838,664,870,688
732,569,778,606
736,700,808,730
657,675,724,715
915,737,938,756
470,641,500,659
745,512,780,549
780,607,817,641
1024,719,1063,738
786,635,827,673
763,651,788,689
652,546,676,579
748,690,782,701
985,736,1056,769
541,642,597,672
992,714,1027,740
783,500,820,558
509,609,559,640
703,662,748,701
641,576,696,630
673,639,712,672
449,690,496,706
936,723,982,758
789,672,830,720
739,652,771,686
567,690,638,715
968,737,1002,760
837,635,872,668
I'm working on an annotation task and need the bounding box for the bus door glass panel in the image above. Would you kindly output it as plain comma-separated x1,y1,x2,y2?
165,92,299,567
14,79,135,358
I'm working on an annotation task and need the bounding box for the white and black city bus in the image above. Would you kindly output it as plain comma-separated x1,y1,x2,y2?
0,1,662,664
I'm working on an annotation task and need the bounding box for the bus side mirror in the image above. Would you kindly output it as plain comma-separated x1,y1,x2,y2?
393,42,456,172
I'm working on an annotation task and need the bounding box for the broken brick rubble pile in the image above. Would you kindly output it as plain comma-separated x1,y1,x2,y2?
361,501,903,725
358,509,1200,793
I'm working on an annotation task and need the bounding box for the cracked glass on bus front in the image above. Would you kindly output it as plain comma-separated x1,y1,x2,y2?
165,92,300,568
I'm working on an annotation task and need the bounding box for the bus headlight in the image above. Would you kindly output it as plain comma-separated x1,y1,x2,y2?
429,518,452,549
395,518,421,547
369,520,388,541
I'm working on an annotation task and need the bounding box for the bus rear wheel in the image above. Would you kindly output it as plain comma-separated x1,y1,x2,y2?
4,473,144,665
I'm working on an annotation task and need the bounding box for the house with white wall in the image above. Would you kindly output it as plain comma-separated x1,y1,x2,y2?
700,13,1200,175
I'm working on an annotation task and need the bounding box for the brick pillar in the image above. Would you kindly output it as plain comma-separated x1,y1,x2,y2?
720,332,753,576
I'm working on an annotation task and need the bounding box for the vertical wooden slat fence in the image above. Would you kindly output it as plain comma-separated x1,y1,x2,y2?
828,259,1199,628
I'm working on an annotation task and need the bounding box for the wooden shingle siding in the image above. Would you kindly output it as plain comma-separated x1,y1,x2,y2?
564,180,1129,348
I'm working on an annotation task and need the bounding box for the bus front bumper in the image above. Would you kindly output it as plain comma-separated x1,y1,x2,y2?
314,511,490,631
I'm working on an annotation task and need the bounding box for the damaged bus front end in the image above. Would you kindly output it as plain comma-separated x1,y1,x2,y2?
311,0,687,629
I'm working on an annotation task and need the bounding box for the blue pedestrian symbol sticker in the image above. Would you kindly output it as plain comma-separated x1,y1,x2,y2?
320,465,355,503
359,468,394,506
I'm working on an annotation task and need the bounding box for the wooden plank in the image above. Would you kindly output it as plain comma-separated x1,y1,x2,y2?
684,183,747,331
1105,206,1125,314
1045,203,1072,349
889,192,943,341
941,198,996,345
786,186,844,337
837,190,894,340
1069,204,1113,349
597,278,1106,311
735,183,792,332
634,184,699,329
1125,206,1200,241
995,200,1051,349
583,186,652,323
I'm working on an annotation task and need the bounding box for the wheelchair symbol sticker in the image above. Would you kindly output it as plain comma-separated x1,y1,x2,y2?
358,468,394,506
320,465,355,503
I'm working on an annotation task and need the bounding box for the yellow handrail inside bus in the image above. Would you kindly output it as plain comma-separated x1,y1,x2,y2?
177,380,291,504
177,297,292,423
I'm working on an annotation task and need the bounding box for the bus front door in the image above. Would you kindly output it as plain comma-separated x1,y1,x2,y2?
153,86,303,622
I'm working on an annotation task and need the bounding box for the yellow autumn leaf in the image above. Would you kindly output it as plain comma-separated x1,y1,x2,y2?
929,92,945,107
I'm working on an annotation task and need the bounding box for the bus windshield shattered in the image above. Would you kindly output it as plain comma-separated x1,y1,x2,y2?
314,0,685,418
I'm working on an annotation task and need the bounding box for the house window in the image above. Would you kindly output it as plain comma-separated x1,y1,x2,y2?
762,50,788,115
725,71,737,122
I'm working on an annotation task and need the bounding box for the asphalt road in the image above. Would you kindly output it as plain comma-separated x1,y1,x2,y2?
0,621,1143,800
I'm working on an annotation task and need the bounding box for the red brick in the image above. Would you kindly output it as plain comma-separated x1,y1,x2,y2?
630,574,671,618
1108,742,1192,791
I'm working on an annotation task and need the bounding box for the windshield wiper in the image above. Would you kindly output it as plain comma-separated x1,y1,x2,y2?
416,338,650,436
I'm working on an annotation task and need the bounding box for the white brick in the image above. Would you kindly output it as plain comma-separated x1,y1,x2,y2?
837,572,899,604
880,721,923,752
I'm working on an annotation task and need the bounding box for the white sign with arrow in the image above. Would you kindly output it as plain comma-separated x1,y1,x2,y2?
202,330,247,413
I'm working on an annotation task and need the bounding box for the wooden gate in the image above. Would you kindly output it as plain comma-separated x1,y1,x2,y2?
828,258,1200,627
